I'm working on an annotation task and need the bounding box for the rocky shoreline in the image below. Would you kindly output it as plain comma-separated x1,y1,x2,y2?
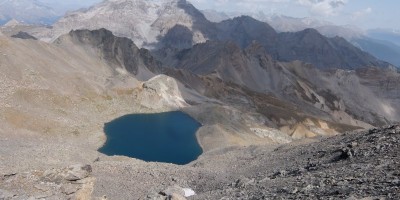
1,125,399,199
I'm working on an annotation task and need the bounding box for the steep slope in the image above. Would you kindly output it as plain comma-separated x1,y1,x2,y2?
210,17,386,69
56,28,158,80
276,29,387,69
201,11,400,68
215,16,278,51
263,17,399,68
36,0,213,49
157,38,399,127
159,40,283,93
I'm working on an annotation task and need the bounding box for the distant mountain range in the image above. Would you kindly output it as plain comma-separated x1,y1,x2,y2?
201,9,400,67
0,0,101,25
27,0,388,70
367,29,400,46
2,0,398,67
0,0,59,25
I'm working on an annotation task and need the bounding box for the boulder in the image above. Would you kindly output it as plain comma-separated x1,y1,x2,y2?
63,164,92,181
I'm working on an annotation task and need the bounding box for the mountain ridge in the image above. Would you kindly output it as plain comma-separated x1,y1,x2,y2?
31,0,389,70
200,10,400,67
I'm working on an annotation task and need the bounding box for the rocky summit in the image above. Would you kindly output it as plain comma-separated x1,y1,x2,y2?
0,0,399,200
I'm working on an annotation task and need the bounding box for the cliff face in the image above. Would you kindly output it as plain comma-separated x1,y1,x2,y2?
58,28,159,79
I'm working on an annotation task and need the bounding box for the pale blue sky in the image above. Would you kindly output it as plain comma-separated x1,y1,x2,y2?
40,0,399,30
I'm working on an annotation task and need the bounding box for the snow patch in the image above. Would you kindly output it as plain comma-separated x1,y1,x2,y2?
183,188,196,197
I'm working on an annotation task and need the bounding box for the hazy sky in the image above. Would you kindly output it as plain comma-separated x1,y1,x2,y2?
40,0,399,30
38,0,102,13
190,0,399,30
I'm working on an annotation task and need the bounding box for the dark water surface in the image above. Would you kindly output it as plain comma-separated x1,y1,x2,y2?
98,111,202,165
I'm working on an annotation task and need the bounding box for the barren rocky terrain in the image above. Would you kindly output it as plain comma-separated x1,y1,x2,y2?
1,1,399,199
1,123,399,199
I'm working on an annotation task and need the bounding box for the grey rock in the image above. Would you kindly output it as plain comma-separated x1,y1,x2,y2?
34,183,51,192
63,164,92,181
167,193,187,200
11,32,37,40
161,185,185,197
146,193,167,200
61,183,80,195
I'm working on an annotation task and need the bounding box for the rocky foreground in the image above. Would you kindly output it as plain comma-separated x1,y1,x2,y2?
1,125,399,200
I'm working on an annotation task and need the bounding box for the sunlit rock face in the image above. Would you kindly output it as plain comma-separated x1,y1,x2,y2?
37,0,212,49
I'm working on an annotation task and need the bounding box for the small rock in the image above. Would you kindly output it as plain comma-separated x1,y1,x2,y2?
161,185,185,197
168,193,187,200
279,170,287,177
34,183,51,192
3,173,17,178
395,126,400,134
234,177,254,188
390,179,400,186
331,147,354,162
35,192,54,199
147,193,167,200
259,176,270,183
301,185,315,193
61,183,80,195
63,164,92,181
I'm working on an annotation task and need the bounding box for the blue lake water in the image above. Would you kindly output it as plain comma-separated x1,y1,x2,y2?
98,111,203,165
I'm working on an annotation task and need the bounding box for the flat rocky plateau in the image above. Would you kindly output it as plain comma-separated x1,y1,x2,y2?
1,125,399,200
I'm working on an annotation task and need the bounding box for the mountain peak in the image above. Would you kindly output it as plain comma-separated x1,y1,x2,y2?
49,0,211,49
300,28,322,35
